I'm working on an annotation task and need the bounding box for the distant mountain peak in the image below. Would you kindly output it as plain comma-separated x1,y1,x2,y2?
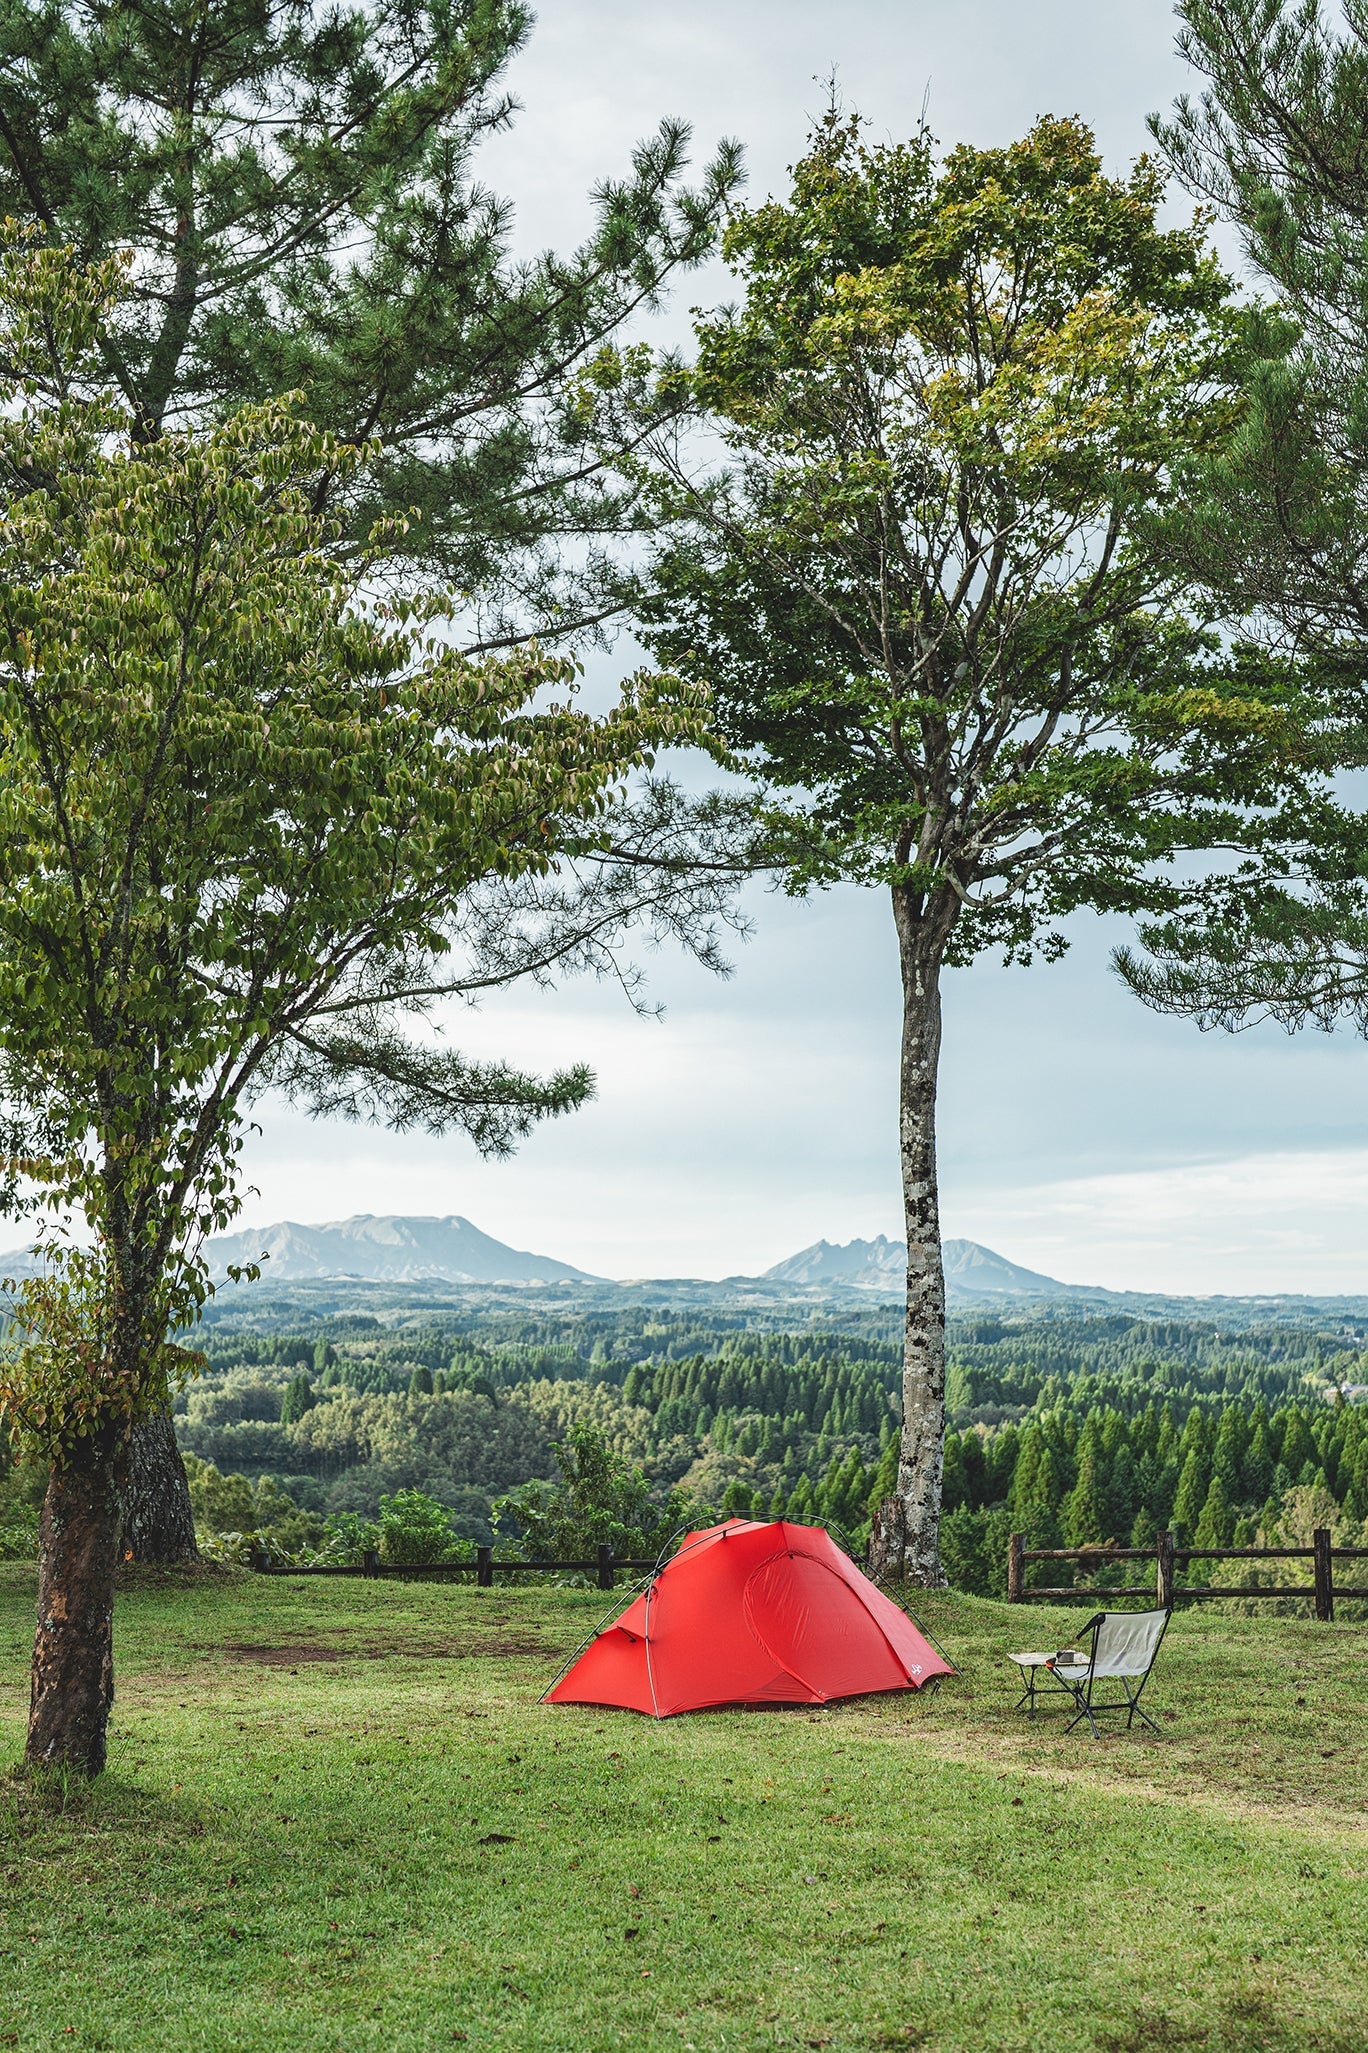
205,1212,600,1285
762,1233,1070,1299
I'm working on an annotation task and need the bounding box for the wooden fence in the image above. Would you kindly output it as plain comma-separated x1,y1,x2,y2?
1006,1528,1368,1622
251,1545,654,1591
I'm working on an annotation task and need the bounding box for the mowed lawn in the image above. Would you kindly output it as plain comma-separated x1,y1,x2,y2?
2,1566,1367,2052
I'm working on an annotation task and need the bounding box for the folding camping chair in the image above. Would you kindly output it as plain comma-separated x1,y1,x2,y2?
1051,1607,1170,1739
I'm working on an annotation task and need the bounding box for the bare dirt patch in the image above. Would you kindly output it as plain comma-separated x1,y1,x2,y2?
220,1643,345,1666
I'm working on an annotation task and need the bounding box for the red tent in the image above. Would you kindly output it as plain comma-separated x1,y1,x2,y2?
545,1518,953,1717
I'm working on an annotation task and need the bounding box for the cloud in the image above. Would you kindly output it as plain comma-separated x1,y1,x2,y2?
222,4,1362,1295
955,1151,1368,1296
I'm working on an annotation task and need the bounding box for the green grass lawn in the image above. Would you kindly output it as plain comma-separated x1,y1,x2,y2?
2,1565,1366,2052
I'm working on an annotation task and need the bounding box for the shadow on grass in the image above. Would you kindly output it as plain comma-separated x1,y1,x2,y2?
0,1756,209,1842
1094,1987,1364,2053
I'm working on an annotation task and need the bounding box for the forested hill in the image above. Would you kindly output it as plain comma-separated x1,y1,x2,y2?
10,1288,1354,1585
49,1289,1349,1584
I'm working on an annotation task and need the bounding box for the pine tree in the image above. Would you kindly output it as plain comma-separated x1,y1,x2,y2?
1172,1446,1210,1542
787,1475,815,1520
1195,1472,1235,1547
1177,1406,1209,1472
866,1435,900,1523
1107,1444,1140,1540
1115,4,1368,1031
1007,1427,1044,1529
1347,1443,1368,1525
1279,1409,1316,1477
987,1424,1019,1506
1136,1402,1162,1460
1064,1433,1109,1549
1021,1447,1065,1553
279,1373,316,1428
1242,1420,1274,1505
961,1432,987,1510
0,0,739,631
941,1432,967,1513
1212,1408,1246,1497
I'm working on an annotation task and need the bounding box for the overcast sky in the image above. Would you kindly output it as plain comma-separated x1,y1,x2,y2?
235,0,1368,1295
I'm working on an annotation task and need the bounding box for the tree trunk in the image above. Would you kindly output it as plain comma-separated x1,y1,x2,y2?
119,1413,198,1563
869,887,950,1587
27,1429,121,1775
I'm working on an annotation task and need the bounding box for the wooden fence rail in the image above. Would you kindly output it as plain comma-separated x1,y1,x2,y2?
251,1545,657,1592
1006,1528,1368,1621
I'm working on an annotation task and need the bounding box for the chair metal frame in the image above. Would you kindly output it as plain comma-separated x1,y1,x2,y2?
1055,1606,1171,1739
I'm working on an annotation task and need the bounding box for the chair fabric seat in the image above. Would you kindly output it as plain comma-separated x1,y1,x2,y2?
1091,1609,1168,1678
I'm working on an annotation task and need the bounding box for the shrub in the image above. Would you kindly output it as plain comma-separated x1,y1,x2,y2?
0,1510,38,1561
376,1488,471,1566
494,1420,696,1563
183,1453,326,1555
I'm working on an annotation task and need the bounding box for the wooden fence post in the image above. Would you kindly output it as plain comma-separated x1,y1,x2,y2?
1156,1530,1175,1610
1007,1532,1024,1605
597,1545,615,1592
476,1546,493,1589
1313,1528,1334,1622
362,1548,380,1580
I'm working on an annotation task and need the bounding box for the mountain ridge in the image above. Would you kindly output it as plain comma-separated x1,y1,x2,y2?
0,1217,1357,1323
202,1213,601,1284
760,1234,1078,1297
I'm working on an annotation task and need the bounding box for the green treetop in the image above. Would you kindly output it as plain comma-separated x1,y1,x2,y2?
0,237,710,1775
1118,2,1368,1030
590,108,1325,1583
0,0,741,639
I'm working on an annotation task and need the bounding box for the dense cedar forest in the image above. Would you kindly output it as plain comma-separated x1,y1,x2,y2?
4,1296,1356,1591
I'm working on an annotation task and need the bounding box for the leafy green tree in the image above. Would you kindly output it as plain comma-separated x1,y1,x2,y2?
495,1420,692,1562
0,243,707,1775
603,109,1313,1586
0,0,739,634
182,1454,255,1534
376,1488,466,1566
1117,2,1368,1028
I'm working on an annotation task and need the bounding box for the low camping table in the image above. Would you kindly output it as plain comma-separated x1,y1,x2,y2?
1007,1650,1090,1718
